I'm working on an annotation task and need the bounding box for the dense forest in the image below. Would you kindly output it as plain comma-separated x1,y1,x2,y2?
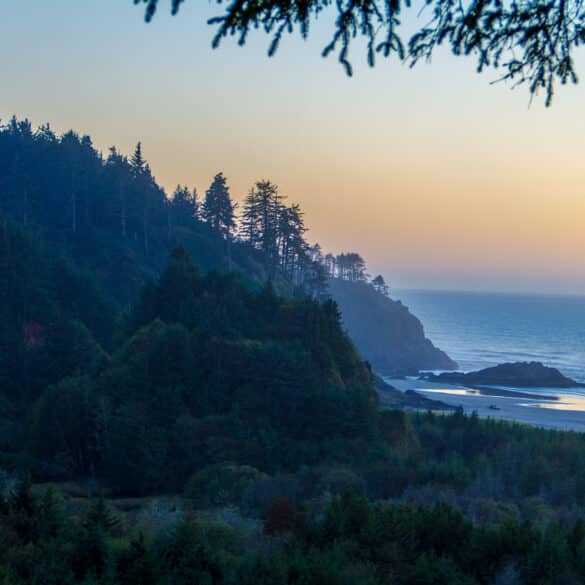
0,115,452,384
4,404,585,584
0,116,395,487
0,116,380,300
3,117,585,584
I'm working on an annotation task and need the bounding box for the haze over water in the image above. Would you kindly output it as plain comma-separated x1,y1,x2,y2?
396,290,585,383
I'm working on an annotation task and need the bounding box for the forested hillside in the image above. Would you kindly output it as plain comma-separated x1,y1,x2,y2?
28,246,378,493
0,117,379,493
0,118,290,306
5,118,585,584
0,116,454,379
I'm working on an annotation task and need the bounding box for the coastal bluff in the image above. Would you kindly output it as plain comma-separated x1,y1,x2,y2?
328,279,457,376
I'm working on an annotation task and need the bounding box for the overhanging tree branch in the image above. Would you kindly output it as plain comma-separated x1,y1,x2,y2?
133,0,585,104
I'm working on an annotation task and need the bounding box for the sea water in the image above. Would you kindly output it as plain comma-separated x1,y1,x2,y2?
395,290,585,384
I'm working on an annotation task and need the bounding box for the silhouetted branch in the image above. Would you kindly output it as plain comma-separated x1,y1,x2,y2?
133,0,585,103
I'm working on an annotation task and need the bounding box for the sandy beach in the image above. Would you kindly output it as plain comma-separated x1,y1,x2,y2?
383,378,585,432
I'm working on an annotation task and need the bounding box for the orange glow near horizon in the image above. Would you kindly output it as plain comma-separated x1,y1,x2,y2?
3,0,585,293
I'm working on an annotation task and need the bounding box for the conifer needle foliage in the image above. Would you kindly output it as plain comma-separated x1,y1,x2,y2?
135,0,585,104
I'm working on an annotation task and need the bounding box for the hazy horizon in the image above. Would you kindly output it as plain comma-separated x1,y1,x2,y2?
394,287,585,298
4,0,585,295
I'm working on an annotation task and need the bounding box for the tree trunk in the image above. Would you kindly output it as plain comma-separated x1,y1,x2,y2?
143,207,149,256
71,171,77,233
22,185,28,226
119,183,127,238
227,232,232,271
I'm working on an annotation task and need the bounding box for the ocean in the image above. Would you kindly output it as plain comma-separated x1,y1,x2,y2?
395,290,585,384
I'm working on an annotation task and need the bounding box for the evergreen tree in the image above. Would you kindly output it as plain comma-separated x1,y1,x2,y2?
170,185,199,224
372,274,389,295
60,130,82,233
278,203,308,281
129,142,146,178
13,475,34,517
241,180,283,271
106,146,131,237
129,142,155,255
323,253,337,277
38,486,64,539
202,172,236,237
86,494,120,535
336,252,367,281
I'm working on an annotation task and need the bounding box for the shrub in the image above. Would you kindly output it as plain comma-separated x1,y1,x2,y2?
317,467,366,497
263,497,294,535
240,474,300,516
184,464,265,509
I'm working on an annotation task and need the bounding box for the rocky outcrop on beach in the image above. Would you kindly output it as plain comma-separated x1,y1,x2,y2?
373,376,455,410
421,361,583,388
329,279,457,376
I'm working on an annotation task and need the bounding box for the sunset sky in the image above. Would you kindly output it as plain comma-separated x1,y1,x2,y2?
4,0,585,294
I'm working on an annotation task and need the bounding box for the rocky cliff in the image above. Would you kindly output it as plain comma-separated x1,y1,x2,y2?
328,279,457,375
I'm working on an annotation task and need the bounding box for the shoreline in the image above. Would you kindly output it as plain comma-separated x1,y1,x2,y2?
384,378,585,433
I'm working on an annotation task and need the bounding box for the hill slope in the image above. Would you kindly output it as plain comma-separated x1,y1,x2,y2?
0,118,455,375
11,246,380,493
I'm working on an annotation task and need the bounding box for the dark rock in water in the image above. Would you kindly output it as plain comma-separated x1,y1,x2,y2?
403,390,456,410
373,375,399,394
329,279,457,376
421,361,583,388
374,375,455,410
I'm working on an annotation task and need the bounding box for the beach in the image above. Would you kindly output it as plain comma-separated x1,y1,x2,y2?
383,378,585,432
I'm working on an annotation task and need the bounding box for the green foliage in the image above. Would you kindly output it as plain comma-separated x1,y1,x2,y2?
241,180,309,280
202,172,236,237
30,376,99,476
0,460,584,583
23,246,376,493
86,496,120,535
317,467,366,497
156,518,223,585
185,464,266,509
5,116,585,584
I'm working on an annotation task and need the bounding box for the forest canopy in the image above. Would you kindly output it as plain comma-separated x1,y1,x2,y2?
133,0,585,104
4,116,585,583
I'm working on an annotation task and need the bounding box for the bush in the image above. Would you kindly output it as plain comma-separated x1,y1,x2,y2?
263,497,294,535
240,474,300,516
317,467,366,497
184,464,265,509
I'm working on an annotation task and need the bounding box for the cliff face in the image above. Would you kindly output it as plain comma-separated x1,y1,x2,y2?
328,279,457,375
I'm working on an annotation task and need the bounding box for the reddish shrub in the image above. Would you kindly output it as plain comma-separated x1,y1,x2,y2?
263,496,293,535
23,321,45,349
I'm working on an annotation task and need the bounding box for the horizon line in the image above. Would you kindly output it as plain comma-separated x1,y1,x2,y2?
392,286,585,298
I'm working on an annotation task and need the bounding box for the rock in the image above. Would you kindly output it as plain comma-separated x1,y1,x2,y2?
328,278,457,376
402,390,456,410
421,361,583,388
374,375,455,410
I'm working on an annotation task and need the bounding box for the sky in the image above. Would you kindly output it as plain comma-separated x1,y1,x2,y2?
3,0,585,294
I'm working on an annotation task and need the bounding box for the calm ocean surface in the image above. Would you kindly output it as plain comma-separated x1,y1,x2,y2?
395,290,585,383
